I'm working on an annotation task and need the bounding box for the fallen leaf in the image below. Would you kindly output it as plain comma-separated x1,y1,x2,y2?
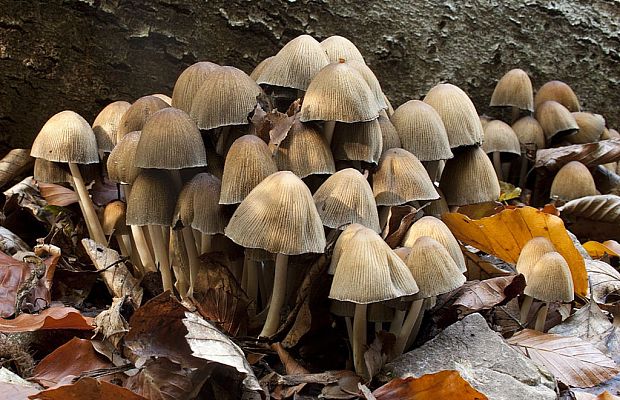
586,260,620,304
462,246,511,280
499,182,522,202
272,343,309,375
443,206,588,296
457,202,505,220
0,382,39,400
90,176,120,207
281,297,312,349
453,274,526,316
37,183,78,207
0,251,31,317
0,226,30,256
372,370,488,400
535,139,620,172
266,110,296,154
574,391,620,400
0,149,34,190
508,329,620,387
560,195,620,224
382,206,419,248
0,305,93,332
320,374,361,400
584,242,620,258
364,331,394,381
93,297,130,349
28,377,147,400
124,357,205,400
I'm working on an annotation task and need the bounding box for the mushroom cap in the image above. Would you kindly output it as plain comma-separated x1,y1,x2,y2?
313,168,381,232
219,135,278,205
331,119,383,164
329,223,367,274
256,35,329,91
250,56,274,81
171,61,220,113
117,95,170,141
151,93,171,105
31,110,99,164
92,101,131,152
405,236,465,299
391,100,453,161
568,112,606,144
516,236,556,277
102,200,130,236
175,173,228,235
524,251,574,303
489,68,534,111
424,187,450,218
535,101,579,141
423,83,484,149
479,115,493,130
106,131,141,184
482,120,521,155
300,61,381,123
534,80,580,112
126,169,177,226
439,146,500,206
225,171,326,255
135,108,207,170
274,118,335,178
608,129,620,139
347,60,387,110
373,148,439,206
320,35,365,63
550,161,596,201
511,116,546,149
378,110,401,152
34,159,99,184
190,66,263,130
328,223,418,304
401,216,466,273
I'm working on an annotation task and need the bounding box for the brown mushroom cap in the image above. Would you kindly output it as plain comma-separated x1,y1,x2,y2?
568,112,606,144
92,101,131,152
524,251,574,303
34,159,98,184
102,200,130,235
331,119,383,164
516,237,556,277
171,61,220,113
250,56,274,81
126,169,177,226
175,173,228,235
511,116,546,149
489,68,534,111
550,161,596,201
106,131,141,184
534,80,580,112
378,110,401,152
151,94,171,105
225,171,326,255
347,60,387,110
608,129,620,139
482,120,521,155
320,35,365,64
535,100,579,141
117,95,170,141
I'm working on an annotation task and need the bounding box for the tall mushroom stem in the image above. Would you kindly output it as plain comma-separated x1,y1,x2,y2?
182,226,201,298
323,121,336,145
352,303,368,379
492,152,503,181
259,253,289,338
149,224,174,293
534,302,549,331
393,298,424,357
520,295,533,324
389,309,406,334
130,225,156,272
68,163,107,244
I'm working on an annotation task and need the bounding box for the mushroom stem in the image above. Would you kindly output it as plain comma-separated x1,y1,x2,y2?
389,309,406,334
182,226,200,297
492,152,503,181
245,253,259,316
352,303,368,379
201,234,212,255
393,298,424,357
193,229,201,255
259,253,289,338
534,302,548,331
115,233,131,257
149,225,174,293
258,262,269,308
378,206,390,232
520,294,533,324
323,121,336,145
130,225,156,272
68,163,107,244
128,235,145,276
229,256,244,283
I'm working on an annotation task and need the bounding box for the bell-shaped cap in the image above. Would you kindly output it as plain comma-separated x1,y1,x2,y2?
331,119,383,164
391,100,453,161
175,173,228,235
482,120,521,155
250,56,274,81
405,236,465,299
219,135,278,204
524,252,574,303
126,169,177,226
489,69,534,111
31,110,99,164
568,112,605,144
300,60,380,123
606,128,620,139
534,80,580,112
117,95,169,141
102,200,130,235
550,161,596,201
152,93,171,105
516,237,556,277
402,216,466,272
313,168,381,232
347,60,387,110
135,108,207,170
329,224,418,304
92,101,131,152
34,159,72,183
373,148,439,206
378,110,401,152
320,35,365,63
512,116,545,149
225,171,326,254
171,61,220,113
535,101,579,141
107,131,141,184
256,35,329,91
274,118,335,178
439,146,500,206
423,83,484,149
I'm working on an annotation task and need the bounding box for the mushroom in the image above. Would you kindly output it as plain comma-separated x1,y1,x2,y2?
151,93,171,105
534,80,580,112
320,35,365,64
377,110,401,153
92,101,131,156
568,112,606,144
534,100,579,143
117,95,169,141
489,68,534,123
171,61,221,114
511,116,546,150
550,161,597,203
331,119,383,166
481,120,521,180
250,56,274,81
516,237,556,323
347,60,388,110
101,200,136,272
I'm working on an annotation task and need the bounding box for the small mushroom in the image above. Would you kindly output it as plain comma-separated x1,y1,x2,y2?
377,110,401,152
534,80,580,112
535,101,578,144
92,101,131,155
511,116,545,149
516,236,556,322
171,61,221,113
320,35,365,64
489,68,534,122
482,120,521,180
568,112,606,144
550,161,597,203
117,95,169,141
101,200,136,272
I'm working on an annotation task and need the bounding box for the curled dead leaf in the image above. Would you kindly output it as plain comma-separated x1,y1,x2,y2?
453,274,526,316
28,377,147,400
0,305,93,332
535,139,620,172
583,241,620,258
37,183,78,207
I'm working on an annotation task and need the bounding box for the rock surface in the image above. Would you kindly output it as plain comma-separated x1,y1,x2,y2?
0,1,618,153
383,313,557,400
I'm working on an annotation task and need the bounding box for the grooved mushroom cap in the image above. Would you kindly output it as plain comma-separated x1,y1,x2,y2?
256,35,329,91
516,237,556,277
405,236,465,299
135,108,207,169
34,159,99,184
152,94,171,105
391,100,453,161
402,216,466,273
117,96,170,141
347,60,387,110
439,146,500,206
482,120,521,155
424,188,450,218
175,173,228,235
92,101,131,152
250,56,274,81
225,171,326,255
320,35,365,63
378,110,401,152
329,223,418,304
534,80,580,112
31,110,99,164
274,118,335,178
331,119,383,164
524,251,574,302
313,168,381,232
102,200,130,235
373,148,439,206
190,66,263,130
219,135,278,205
299,60,381,123
512,116,546,149
489,68,534,111
535,101,579,141
568,112,606,144
171,61,220,113
106,131,141,184
550,161,596,201
126,169,177,226
423,83,484,149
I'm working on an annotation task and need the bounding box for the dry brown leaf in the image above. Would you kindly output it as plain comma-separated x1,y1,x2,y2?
364,331,394,381
586,260,620,304
0,227,30,256
266,110,296,154
272,343,309,375
0,305,93,332
0,149,34,189
124,358,202,400
0,381,39,400
508,329,620,388
93,297,130,349
281,297,312,349
462,246,512,280
560,195,620,224
372,370,488,400
573,390,620,400
443,206,588,296
453,274,526,316
535,139,620,172
319,374,361,400
382,205,419,248
90,176,120,207
584,241,620,258
0,251,31,317
37,183,78,207
28,377,147,400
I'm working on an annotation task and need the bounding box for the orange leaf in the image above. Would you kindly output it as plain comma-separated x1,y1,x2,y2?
28,377,147,400
372,370,488,400
0,305,94,332
442,206,587,296
583,241,620,258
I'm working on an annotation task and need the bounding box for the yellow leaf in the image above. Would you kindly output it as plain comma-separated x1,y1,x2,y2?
583,241,620,258
499,181,522,202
